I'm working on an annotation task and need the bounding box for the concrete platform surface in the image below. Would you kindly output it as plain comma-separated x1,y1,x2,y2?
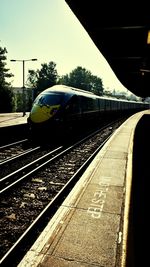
18,110,149,267
0,113,29,128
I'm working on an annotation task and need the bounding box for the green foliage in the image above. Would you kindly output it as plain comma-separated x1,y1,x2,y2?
13,89,33,112
27,61,58,96
89,74,104,96
0,85,14,112
59,66,104,96
0,45,14,112
27,62,104,98
26,89,33,111
15,92,23,112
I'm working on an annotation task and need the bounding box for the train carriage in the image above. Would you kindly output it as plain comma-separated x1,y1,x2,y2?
27,84,149,143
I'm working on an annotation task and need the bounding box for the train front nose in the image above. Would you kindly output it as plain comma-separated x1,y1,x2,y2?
30,104,53,123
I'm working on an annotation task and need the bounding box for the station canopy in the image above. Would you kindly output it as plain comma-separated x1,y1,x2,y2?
65,0,150,97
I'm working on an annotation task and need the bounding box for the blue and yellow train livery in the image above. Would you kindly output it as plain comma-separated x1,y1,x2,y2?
27,84,149,143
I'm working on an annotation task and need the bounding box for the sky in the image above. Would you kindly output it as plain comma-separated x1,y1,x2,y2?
0,0,129,94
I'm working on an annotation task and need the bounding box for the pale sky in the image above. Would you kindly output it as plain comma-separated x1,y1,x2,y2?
0,0,129,93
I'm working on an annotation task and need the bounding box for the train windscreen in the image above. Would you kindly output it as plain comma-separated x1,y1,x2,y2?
33,93,70,106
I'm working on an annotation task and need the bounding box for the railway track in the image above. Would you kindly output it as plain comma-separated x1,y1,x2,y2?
0,139,27,161
0,119,125,266
0,145,63,193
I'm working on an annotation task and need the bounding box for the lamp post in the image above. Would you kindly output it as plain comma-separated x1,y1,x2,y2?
10,58,37,116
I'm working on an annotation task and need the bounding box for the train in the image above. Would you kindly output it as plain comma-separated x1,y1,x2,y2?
27,84,149,142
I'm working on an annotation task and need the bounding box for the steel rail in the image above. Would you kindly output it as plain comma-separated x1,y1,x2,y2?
0,145,63,193
0,146,40,166
0,133,111,267
0,139,28,150
0,120,118,194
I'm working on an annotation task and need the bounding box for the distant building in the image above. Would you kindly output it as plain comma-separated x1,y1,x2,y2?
12,87,33,97
11,87,34,112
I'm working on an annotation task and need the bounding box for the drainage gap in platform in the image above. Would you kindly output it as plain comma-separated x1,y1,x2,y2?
126,114,150,267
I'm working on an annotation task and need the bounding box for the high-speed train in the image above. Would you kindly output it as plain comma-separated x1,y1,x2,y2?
27,84,149,142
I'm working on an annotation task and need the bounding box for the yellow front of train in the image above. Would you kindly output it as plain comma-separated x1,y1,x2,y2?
27,90,64,143
30,103,60,123
27,87,73,143
29,90,63,124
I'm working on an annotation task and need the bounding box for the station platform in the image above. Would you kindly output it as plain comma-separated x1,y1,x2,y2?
17,109,150,267
0,113,29,128
0,113,30,145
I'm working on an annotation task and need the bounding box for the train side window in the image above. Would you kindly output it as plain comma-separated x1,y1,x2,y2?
99,99,104,110
113,100,117,110
81,96,88,112
82,97,92,111
87,98,94,111
65,96,80,114
105,99,109,109
94,98,99,110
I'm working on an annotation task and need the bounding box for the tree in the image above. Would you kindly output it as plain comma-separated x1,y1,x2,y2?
59,66,104,95
0,45,14,112
27,61,58,97
15,92,23,112
89,75,104,96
